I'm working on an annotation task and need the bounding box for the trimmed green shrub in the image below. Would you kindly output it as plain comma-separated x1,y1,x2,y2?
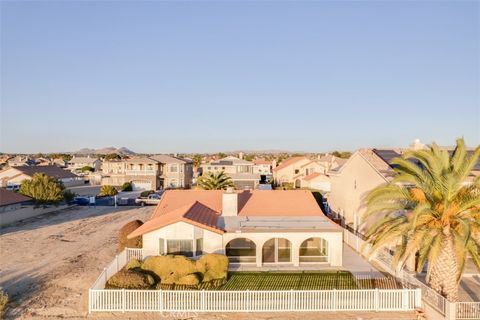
121,182,133,192
63,190,75,203
141,255,197,281
196,254,229,282
0,289,8,319
106,268,156,289
140,190,155,197
99,185,118,197
80,166,94,172
125,258,142,270
118,220,143,251
177,273,201,286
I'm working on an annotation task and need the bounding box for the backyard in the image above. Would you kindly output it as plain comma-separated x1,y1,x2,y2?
221,271,359,290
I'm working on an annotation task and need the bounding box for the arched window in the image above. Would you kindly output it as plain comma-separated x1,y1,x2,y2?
299,237,328,263
225,238,256,263
262,238,291,263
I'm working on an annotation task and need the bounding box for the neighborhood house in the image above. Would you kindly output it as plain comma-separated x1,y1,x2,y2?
0,165,83,188
128,189,343,268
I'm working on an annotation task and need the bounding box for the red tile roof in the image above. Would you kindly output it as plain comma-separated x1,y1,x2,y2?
272,157,307,172
128,189,326,238
302,172,322,181
0,188,31,206
253,160,272,165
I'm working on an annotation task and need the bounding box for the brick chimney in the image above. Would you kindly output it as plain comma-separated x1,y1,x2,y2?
222,187,238,216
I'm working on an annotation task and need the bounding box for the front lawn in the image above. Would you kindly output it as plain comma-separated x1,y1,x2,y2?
220,271,358,290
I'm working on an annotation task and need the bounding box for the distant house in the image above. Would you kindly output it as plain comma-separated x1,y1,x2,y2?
128,189,343,268
101,155,193,190
7,156,36,167
150,155,193,189
272,156,344,191
67,156,102,172
0,165,83,188
252,159,274,176
0,188,31,213
201,156,261,190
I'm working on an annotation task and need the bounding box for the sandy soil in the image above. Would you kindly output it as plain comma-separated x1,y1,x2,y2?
0,206,153,319
0,206,417,320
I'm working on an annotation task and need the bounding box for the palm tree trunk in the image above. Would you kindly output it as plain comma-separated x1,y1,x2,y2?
427,233,459,301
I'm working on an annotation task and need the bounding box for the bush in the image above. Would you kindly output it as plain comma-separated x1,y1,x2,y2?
118,220,143,251
141,255,198,282
140,190,154,198
177,273,201,286
20,173,65,205
80,166,94,172
99,185,118,197
121,182,133,192
0,289,7,319
125,258,142,270
106,268,156,289
281,182,294,190
63,190,75,203
196,254,229,282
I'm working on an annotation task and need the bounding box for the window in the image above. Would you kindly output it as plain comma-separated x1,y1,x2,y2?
159,238,165,255
180,165,184,173
167,239,193,257
225,238,256,263
196,238,203,256
295,169,299,174
170,165,178,173
299,237,328,263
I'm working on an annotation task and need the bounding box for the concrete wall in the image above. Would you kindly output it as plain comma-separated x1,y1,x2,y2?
328,152,387,231
0,205,72,227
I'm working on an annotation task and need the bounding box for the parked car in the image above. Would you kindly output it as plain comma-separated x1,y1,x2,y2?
73,196,90,205
6,184,20,192
135,193,162,206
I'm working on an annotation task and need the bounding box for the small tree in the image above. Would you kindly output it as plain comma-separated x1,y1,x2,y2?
105,153,121,161
197,171,234,190
63,190,76,203
121,182,133,192
19,173,65,205
80,165,94,172
99,185,118,197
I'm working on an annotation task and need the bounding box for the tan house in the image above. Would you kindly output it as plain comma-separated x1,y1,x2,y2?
128,189,343,268
327,149,398,233
101,155,193,190
0,165,84,188
67,156,102,172
201,156,260,190
273,156,343,191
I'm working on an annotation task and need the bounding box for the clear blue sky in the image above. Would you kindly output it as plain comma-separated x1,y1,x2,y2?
1,1,479,154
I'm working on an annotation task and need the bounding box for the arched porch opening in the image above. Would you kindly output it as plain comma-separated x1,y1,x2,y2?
299,237,328,263
225,238,256,263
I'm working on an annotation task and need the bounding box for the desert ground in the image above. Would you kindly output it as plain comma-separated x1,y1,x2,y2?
0,206,417,319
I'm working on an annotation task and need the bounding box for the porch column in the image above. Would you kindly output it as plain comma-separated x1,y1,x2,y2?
256,244,262,267
292,242,300,267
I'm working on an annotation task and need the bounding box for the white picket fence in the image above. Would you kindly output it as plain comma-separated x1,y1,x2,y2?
89,288,421,313
342,228,480,320
89,247,421,313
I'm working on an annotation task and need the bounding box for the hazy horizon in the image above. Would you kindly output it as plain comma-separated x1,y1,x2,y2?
1,1,479,153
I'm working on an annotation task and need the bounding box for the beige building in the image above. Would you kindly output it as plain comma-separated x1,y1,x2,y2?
0,165,84,188
101,155,193,190
67,156,102,172
201,156,260,190
327,149,397,233
128,189,343,268
273,156,344,191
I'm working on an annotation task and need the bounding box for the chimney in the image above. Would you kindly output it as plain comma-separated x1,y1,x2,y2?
222,187,238,216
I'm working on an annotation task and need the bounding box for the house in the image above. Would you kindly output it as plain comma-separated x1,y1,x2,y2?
150,155,193,189
200,156,261,190
0,165,83,188
0,188,31,213
101,155,193,190
272,156,341,191
67,156,102,172
252,159,274,176
7,156,36,167
127,189,343,268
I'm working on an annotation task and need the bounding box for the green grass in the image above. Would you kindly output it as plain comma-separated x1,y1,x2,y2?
220,271,358,290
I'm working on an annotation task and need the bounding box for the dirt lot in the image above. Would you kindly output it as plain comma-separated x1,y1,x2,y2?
0,206,417,319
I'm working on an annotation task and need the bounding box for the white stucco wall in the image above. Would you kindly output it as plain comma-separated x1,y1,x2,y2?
143,221,343,268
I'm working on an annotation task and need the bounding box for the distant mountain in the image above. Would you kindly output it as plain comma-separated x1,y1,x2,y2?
74,147,135,155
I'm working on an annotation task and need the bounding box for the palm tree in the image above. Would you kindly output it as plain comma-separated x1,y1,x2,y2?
197,171,234,190
364,138,479,301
